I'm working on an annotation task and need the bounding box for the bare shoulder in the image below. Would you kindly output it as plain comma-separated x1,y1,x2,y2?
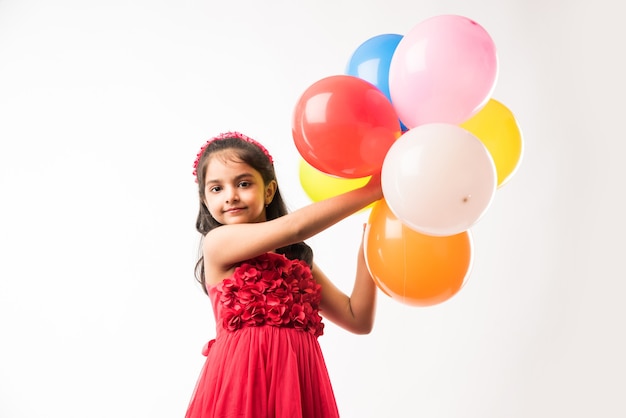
201,231,237,286
202,255,237,288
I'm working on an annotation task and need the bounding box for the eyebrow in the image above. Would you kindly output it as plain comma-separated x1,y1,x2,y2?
205,172,256,185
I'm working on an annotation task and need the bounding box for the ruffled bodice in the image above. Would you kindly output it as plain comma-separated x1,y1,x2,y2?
209,252,324,338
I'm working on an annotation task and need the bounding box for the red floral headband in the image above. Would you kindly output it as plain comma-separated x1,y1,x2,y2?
192,131,274,180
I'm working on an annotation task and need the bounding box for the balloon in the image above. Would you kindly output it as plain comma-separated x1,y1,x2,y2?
346,33,408,132
346,34,403,102
388,14,498,127
298,159,371,206
365,199,473,307
460,99,524,187
346,34,408,132
381,123,496,236
292,75,402,178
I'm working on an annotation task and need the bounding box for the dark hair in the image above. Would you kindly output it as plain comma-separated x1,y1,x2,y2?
194,135,313,293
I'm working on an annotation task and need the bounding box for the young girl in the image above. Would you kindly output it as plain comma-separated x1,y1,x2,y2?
185,131,382,418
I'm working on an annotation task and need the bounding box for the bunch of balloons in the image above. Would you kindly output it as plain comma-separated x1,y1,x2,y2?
292,14,523,307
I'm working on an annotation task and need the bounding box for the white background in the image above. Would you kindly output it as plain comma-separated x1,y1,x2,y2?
1,0,624,417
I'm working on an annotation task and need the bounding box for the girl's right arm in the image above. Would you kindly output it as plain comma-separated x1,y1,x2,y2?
203,175,383,276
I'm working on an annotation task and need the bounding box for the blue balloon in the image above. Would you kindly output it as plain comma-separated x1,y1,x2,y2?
346,34,403,101
346,34,407,131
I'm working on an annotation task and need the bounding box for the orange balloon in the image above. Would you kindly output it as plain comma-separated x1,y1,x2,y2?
365,200,473,307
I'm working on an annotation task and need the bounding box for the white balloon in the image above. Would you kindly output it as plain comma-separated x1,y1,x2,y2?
381,123,496,236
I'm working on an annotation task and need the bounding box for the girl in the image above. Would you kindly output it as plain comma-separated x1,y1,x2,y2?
186,131,382,418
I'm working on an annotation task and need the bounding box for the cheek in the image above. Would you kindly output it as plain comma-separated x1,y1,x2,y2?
202,198,211,211
203,198,218,215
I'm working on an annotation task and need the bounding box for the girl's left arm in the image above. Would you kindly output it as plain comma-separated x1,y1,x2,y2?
314,230,377,334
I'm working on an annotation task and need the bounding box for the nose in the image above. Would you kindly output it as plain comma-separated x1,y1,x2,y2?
224,186,239,204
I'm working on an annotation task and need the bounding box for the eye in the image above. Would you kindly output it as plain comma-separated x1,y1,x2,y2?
208,185,222,193
238,181,252,188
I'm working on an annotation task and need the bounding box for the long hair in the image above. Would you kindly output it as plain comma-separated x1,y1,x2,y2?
194,135,313,293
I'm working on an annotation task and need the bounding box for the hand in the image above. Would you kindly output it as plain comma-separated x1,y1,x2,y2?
365,172,383,201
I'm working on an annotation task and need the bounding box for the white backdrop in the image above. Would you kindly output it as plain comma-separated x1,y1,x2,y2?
1,1,624,417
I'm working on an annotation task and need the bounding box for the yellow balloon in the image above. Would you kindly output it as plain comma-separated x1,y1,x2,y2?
299,159,371,206
461,99,523,187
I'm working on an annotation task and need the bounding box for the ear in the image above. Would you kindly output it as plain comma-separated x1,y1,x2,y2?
265,180,277,206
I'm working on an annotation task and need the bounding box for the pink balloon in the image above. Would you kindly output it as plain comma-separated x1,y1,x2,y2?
381,124,496,236
389,15,498,128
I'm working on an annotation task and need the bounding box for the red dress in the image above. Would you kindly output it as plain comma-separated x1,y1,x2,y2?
185,252,340,418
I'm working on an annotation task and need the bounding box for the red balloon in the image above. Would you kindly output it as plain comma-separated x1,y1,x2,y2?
292,75,401,178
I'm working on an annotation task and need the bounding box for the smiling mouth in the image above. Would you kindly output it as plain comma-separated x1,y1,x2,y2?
225,207,245,213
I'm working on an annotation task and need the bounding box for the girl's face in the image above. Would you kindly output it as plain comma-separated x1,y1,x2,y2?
202,152,276,225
